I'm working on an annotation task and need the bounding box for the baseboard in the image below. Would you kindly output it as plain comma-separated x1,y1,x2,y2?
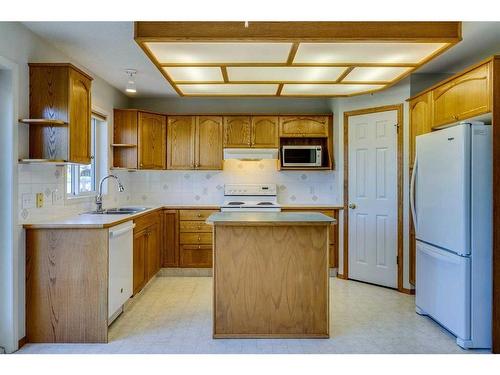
18,336,26,349
399,287,415,295
159,267,213,277
336,273,348,280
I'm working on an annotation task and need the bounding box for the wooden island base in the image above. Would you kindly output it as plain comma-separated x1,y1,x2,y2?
209,213,332,339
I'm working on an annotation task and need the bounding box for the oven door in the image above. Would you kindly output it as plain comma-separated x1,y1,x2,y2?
282,146,322,167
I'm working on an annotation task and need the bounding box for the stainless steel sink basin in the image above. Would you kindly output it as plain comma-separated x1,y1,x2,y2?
84,207,149,215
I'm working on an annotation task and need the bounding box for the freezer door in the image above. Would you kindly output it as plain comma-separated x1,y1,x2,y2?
415,124,470,255
416,241,470,340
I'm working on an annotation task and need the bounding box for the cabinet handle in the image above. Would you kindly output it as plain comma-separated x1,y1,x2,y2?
197,213,202,218
197,226,201,230
197,236,201,241
198,245,201,249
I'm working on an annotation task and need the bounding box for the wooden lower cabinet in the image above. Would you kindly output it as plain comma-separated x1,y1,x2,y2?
179,209,218,268
162,210,179,267
133,211,162,295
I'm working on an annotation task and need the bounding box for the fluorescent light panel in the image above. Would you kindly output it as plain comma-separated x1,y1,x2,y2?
344,67,412,82
281,84,385,96
294,42,448,64
226,66,348,82
164,67,223,82
146,42,293,64
178,84,279,95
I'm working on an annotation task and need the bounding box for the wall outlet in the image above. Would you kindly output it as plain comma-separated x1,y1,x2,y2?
22,193,35,209
36,192,44,208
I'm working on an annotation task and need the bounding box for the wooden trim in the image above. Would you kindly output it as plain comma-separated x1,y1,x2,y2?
18,336,27,349
160,62,419,68
343,104,405,292
28,62,94,81
336,67,355,83
276,84,284,96
399,288,415,295
286,42,300,64
135,22,462,42
221,66,229,83
91,110,107,121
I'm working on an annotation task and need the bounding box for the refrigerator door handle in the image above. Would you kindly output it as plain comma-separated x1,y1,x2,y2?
410,155,418,232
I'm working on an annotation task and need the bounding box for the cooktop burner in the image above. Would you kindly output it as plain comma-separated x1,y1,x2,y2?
257,202,274,205
227,201,245,205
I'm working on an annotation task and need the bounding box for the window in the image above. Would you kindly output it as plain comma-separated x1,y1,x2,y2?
66,116,98,196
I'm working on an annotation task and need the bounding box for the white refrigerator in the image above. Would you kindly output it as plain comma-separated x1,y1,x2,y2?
411,122,492,349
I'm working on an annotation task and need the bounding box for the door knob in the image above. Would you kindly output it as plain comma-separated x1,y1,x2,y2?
348,203,357,209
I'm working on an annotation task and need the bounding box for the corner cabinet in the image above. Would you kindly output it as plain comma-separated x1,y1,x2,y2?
27,63,93,164
167,115,223,170
113,109,166,170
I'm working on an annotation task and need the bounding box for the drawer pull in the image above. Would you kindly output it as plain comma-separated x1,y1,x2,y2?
197,213,202,218
198,236,201,241
197,226,201,230
198,245,201,249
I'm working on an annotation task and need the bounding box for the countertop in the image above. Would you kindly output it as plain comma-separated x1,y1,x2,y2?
206,212,336,225
22,204,342,229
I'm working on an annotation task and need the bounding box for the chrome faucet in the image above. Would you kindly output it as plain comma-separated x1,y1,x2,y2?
95,174,125,213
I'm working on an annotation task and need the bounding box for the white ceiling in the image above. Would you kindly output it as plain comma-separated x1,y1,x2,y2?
23,21,500,98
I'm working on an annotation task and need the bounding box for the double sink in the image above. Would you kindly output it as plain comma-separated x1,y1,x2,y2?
85,207,150,215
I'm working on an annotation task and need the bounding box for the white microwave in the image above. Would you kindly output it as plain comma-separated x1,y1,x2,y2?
282,145,322,167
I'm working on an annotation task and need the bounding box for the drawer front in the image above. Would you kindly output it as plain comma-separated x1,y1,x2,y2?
180,245,212,268
179,209,219,221
179,221,213,233
180,232,212,244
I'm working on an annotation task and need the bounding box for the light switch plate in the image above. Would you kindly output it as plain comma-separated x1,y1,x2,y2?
52,189,63,205
22,193,35,209
36,192,44,208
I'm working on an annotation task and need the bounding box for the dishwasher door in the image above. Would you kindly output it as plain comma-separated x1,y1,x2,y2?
108,221,135,322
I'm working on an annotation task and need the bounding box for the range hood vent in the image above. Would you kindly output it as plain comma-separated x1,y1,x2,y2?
223,148,279,161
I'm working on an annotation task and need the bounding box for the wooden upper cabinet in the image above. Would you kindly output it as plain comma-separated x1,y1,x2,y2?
113,109,138,168
432,63,491,127
223,116,251,147
138,111,166,169
409,92,432,167
68,69,92,164
28,63,93,163
196,116,223,170
251,116,279,148
279,116,329,137
167,116,196,170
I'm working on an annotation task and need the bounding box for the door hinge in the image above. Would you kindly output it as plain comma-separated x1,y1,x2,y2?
396,255,399,265
394,123,399,132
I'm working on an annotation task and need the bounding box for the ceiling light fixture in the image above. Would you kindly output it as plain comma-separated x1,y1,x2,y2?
125,69,137,93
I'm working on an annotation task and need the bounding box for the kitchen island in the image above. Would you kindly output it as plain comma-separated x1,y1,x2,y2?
206,212,335,338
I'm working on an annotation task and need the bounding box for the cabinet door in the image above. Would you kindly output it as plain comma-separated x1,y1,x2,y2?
133,229,148,295
162,210,179,267
196,116,223,170
138,112,166,169
223,116,251,147
432,63,491,127
68,69,92,164
113,109,138,168
251,116,279,148
409,92,432,168
167,116,195,169
279,116,329,137
146,221,161,280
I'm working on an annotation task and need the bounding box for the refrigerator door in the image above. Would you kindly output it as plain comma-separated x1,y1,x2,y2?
415,124,470,255
416,241,471,340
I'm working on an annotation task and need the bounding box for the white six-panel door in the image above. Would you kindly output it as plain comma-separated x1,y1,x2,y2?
348,110,398,288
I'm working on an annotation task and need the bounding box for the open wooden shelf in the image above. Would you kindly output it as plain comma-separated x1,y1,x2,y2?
110,143,137,148
18,158,71,165
19,119,67,126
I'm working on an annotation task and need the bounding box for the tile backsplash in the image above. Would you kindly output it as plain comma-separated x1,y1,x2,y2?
115,160,338,206
18,160,339,222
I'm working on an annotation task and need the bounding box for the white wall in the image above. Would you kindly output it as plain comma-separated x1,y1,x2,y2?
329,80,412,290
0,22,129,351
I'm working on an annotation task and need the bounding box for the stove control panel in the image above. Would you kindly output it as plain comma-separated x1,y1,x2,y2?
224,184,277,196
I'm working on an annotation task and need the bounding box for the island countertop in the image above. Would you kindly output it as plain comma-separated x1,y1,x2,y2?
206,211,336,225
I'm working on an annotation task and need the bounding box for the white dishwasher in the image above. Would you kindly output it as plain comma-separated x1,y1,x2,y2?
108,221,134,324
